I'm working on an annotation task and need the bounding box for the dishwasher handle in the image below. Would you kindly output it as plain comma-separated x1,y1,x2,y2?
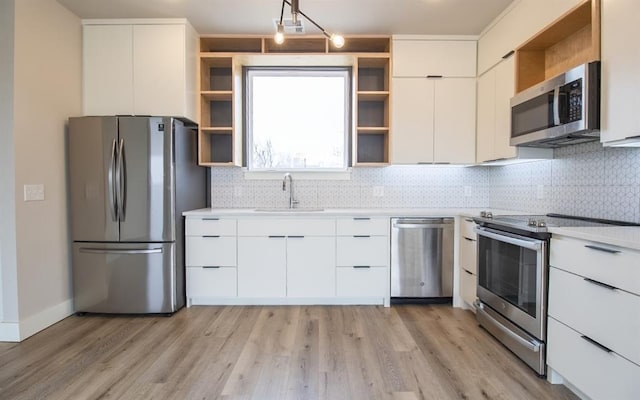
393,218,453,229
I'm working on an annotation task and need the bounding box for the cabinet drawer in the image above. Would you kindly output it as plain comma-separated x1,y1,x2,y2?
336,266,388,298
459,235,477,274
547,317,640,400
460,217,477,239
336,217,389,236
459,268,477,307
186,218,236,236
548,267,640,365
336,236,389,266
237,218,335,237
186,236,236,267
550,236,640,295
186,266,237,298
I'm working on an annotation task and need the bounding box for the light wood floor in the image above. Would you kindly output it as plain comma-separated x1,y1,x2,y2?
0,305,577,400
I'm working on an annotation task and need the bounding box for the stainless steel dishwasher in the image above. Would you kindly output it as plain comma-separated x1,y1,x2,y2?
391,217,454,299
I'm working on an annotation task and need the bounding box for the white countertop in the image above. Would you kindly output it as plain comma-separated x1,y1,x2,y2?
549,226,640,251
183,207,524,218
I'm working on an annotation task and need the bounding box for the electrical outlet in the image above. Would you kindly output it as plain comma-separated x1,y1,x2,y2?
24,184,45,201
464,186,472,197
373,186,384,197
536,185,544,200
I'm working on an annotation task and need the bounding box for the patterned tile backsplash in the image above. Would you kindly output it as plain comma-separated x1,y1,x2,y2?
209,142,640,223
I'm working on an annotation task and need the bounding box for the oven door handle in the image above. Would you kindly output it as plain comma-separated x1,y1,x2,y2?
475,227,543,251
476,301,541,353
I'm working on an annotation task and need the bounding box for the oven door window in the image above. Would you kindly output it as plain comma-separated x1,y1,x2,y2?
478,236,539,317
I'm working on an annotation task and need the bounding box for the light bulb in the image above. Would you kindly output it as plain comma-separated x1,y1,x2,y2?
331,34,345,48
274,31,285,44
274,23,285,45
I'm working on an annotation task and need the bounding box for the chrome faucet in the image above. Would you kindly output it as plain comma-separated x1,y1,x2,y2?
282,173,298,209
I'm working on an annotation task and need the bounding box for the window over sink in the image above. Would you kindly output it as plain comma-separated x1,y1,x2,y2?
244,67,352,171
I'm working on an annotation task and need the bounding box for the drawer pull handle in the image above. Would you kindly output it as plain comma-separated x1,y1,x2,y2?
353,235,370,238
203,218,220,221
583,278,617,291
353,217,371,221
288,235,305,239
464,269,474,276
581,335,613,354
463,237,475,242
203,266,221,269
203,235,220,238
268,235,286,239
585,245,621,254
353,265,371,269
464,218,474,222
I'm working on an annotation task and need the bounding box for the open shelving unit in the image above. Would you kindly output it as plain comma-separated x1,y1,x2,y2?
515,0,600,93
197,35,392,166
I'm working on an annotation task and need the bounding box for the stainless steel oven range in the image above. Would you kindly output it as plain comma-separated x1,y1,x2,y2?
471,213,634,376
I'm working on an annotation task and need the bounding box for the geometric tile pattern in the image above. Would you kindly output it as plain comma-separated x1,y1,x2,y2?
208,142,640,223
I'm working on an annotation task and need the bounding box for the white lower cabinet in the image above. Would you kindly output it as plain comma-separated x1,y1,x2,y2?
186,267,237,299
459,268,477,308
336,267,388,298
185,215,390,306
237,236,287,298
457,217,477,309
548,235,640,399
286,236,336,298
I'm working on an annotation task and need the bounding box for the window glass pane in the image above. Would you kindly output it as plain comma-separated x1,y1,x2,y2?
247,69,350,170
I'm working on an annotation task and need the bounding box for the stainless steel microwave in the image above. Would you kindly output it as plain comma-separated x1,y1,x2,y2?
510,61,600,148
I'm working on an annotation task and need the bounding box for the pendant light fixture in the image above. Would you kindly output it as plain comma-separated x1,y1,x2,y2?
274,0,345,48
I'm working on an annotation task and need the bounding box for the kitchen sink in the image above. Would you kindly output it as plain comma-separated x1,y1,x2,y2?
254,207,325,212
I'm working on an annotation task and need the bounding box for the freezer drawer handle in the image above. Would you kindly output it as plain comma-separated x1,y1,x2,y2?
79,247,163,255
581,335,613,354
583,277,617,291
584,245,621,254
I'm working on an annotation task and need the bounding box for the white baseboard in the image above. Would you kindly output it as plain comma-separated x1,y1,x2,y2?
0,322,20,342
18,299,74,341
188,296,386,307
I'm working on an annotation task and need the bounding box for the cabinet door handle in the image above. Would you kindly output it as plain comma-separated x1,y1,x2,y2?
353,235,370,238
464,218,474,222
585,245,621,254
502,50,515,59
426,75,443,79
464,269,474,275
288,235,305,239
353,265,371,269
203,218,220,221
203,266,221,269
268,235,286,239
203,235,220,238
583,277,617,291
353,217,370,221
581,335,613,354
463,237,475,242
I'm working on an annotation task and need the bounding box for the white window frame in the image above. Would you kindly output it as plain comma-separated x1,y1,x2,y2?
244,67,352,173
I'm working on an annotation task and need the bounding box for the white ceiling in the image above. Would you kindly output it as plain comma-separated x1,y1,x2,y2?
56,0,515,36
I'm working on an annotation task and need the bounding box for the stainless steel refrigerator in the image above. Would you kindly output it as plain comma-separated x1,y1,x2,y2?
68,116,207,314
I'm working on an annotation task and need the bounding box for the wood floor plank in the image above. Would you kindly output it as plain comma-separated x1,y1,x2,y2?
0,305,578,400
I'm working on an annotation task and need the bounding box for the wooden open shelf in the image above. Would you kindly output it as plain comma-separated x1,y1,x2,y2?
197,36,392,167
515,0,600,93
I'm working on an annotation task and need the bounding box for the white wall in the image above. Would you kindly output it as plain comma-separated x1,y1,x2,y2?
0,0,82,341
0,0,19,327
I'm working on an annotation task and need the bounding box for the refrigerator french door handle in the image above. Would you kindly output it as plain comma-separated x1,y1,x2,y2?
108,139,118,221
79,247,163,255
117,138,127,221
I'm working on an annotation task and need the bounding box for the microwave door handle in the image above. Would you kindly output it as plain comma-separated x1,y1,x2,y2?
475,227,542,251
553,86,561,126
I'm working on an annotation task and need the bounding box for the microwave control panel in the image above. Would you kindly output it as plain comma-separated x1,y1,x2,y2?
567,79,582,122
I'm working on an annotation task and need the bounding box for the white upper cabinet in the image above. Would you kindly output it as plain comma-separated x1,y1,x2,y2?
477,0,585,74
83,20,197,122
393,39,477,77
476,56,517,163
600,0,640,145
391,37,477,164
83,25,133,116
